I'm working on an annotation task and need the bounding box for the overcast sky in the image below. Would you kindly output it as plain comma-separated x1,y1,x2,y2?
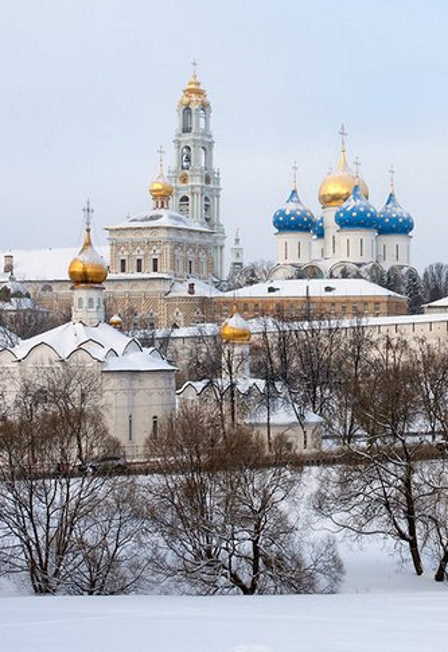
1,0,447,273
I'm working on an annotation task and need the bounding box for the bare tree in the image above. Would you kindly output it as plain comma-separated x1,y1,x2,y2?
0,366,136,595
141,404,343,595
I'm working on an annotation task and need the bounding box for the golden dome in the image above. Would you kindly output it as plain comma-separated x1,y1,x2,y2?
319,144,369,208
179,72,209,107
149,176,173,199
220,310,251,343
109,313,123,329
68,227,108,285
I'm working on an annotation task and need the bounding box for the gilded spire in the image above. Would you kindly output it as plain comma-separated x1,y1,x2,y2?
179,60,209,107
149,146,173,208
68,201,108,285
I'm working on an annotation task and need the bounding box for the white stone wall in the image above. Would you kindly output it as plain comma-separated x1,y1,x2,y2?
376,234,411,269
275,232,312,265
249,422,322,453
337,229,377,264
101,369,176,459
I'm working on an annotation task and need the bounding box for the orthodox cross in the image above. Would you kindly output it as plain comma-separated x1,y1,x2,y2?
389,164,395,192
338,123,348,150
83,199,94,228
353,156,361,178
292,160,298,188
157,145,165,175
191,58,198,77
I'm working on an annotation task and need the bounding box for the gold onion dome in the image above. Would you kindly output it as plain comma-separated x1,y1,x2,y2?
179,71,209,107
149,173,173,199
319,131,369,208
109,313,123,329
68,224,108,285
220,310,251,343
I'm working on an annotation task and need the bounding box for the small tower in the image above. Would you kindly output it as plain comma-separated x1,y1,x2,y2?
169,62,225,278
318,125,369,260
376,166,414,269
273,163,314,265
219,309,251,379
229,229,244,279
149,146,174,210
68,201,108,326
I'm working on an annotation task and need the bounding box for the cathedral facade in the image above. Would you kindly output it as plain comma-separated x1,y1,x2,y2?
270,128,415,281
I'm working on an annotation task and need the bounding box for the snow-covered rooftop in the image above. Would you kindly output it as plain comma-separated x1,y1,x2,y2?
246,400,322,426
106,209,211,233
222,279,405,299
165,278,223,297
423,296,448,308
103,348,175,372
0,247,109,282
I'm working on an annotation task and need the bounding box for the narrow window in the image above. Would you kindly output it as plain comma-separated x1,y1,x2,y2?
152,416,158,440
332,235,336,254
346,239,350,257
284,241,288,260
298,241,301,259
188,260,193,274
78,297,83,309
120,258,126,273
182,108,192,133
199,108,206,130
396,244,399,261
204,196,211,220
360,238,363,256
179,195,190,215
128,415,133,441
88,297,94,309
383,244,386,261
201,147,207,168
181,145,191,169
303,431,308,450
136,258,143,273
152,258,159,273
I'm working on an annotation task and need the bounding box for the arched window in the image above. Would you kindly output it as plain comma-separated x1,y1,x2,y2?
41,284,53,293
284,241,288,260
78,297,83,309
297,242,301,259
181,145,191,169
204,196,211,220
201,146,207,168
383,244,386,261
179,195,190,215
396,244,399,261
182,107,192,133
199,107,206,130
332,235,336,255
346,239,350,257
88,297,94,309
360,238,364,256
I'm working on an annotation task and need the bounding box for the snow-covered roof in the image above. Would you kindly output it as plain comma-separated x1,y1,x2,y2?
106,209,211,233
422,296,448,308
103,348,175,372
165,279,223,297
246,401,323,426
0,247,109,282
177,377,277,397
5,321,141,362
152,323,219,339
222,279,405,299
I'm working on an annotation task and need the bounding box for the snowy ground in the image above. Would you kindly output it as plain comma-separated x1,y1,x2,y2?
1,537,447,652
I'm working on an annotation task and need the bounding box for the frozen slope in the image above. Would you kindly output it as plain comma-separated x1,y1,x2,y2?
0,591,447,652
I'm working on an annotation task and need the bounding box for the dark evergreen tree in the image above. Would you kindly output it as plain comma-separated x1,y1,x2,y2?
405,269,424,314
386,266,405,295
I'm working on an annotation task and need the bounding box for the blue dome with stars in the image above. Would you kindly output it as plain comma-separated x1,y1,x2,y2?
272,188,314,233
335,183,379,230
312,215,324,239
377,191,414,235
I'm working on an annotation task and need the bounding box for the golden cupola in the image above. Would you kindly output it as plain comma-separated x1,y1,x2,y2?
220,309,251,343
179,68,209,107
149,147,173,209
318,125,369,208
68,202,108,285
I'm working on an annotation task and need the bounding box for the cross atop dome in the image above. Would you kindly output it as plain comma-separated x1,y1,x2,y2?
82,199,94,229
338,123,348,151
389,164,395,192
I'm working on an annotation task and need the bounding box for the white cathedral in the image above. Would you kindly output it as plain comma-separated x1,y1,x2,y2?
269,127,415,281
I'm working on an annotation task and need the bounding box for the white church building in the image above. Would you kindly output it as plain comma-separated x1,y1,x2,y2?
270,127,415,281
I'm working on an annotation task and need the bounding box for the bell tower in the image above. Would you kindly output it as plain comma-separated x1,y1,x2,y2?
169,62,225,278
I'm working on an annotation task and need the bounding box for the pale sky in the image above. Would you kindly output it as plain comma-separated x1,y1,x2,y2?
1,0,447,273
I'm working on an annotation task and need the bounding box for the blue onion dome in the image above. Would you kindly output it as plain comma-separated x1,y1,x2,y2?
272,187,315,232
335,183,379,230
377,191,414,235
312,215,324,238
